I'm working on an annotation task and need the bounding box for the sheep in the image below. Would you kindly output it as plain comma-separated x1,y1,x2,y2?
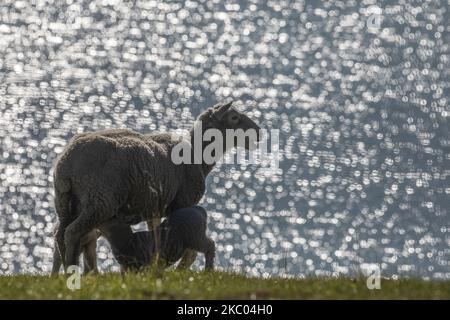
52,101,260,271
52,206,214,273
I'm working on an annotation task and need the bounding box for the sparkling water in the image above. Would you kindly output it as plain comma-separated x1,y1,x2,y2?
0,0,449,279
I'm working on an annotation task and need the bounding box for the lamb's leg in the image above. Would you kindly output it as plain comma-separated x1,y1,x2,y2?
177,249,198,270
200,238,215,271
65,208,111,269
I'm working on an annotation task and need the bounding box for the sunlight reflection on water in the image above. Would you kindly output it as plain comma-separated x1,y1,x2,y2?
0,0,449,279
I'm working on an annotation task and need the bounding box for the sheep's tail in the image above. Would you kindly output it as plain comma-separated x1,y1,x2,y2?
54,177,74,220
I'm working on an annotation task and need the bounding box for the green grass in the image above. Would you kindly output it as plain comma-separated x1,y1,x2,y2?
0,271,449,299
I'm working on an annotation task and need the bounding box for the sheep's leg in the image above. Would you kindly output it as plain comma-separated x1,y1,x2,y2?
177,249,198,270
51,222,62,275
200,238,215,271
54,218,72,271
51,245,62,275
54,186,74,269
65,208,110,269
149,217,162,268
55,227,66,269
82,237,98,274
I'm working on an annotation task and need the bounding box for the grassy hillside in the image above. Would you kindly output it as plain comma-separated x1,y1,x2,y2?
0,271,449,299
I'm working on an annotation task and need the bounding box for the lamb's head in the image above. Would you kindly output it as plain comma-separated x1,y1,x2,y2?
196,100,261,152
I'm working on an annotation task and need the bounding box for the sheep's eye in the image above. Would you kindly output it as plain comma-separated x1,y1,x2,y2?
231,115,239,121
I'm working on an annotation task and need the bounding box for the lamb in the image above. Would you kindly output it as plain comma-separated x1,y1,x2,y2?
159,205,215,270
52,206,214,272
52,101,260,271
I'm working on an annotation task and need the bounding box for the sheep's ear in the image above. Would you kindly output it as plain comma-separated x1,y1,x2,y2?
213,101,233,120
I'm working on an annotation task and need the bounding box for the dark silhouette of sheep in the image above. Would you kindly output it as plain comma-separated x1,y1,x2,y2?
159,205,215,270
52,101,260,270
52,206,214,272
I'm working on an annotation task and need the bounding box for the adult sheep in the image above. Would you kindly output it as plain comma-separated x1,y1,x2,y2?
53,101,260,270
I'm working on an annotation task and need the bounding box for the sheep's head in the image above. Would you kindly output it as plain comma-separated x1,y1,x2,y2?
200,100,261,152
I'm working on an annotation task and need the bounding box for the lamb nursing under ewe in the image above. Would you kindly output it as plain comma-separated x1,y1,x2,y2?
52,206,214,273
52,101,260,272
